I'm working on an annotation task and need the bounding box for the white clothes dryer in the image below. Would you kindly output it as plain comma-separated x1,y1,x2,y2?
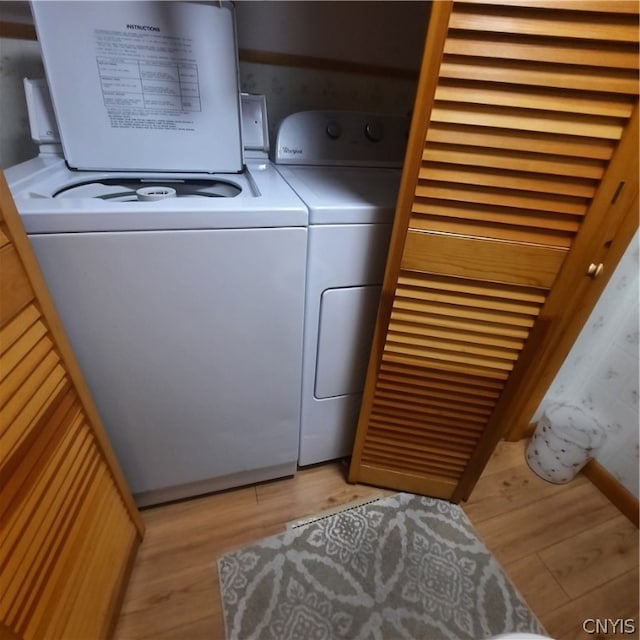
274,110,408,466
6,2,308,506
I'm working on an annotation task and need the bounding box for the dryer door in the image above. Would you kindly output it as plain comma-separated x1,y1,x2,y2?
315,286,381,399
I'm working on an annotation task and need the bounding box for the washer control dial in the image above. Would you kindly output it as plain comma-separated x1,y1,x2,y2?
326,120,342,140
365,120,384,143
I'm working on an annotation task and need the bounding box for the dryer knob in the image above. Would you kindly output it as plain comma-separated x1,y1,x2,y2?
326,121,342,140
365,120,384,143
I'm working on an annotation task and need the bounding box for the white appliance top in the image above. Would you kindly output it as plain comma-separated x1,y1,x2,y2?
273,110,408,224
275,164,401,225
6,157,308,233
7,74,304,232
31,1,243,173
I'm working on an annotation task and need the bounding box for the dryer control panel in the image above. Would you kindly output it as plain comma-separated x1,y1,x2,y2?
273,110,409,168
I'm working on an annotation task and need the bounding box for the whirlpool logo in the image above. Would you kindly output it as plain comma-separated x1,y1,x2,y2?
281,146,303,155
583,619,636,634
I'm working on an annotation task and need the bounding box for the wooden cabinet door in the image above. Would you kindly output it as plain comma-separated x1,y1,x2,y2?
1,173,144,640
349,0,639,502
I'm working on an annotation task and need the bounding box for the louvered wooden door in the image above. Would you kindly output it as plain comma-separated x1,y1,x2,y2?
349,0,639,502
1,173,144,640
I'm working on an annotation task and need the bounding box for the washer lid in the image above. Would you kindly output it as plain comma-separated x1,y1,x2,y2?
31,1,243,173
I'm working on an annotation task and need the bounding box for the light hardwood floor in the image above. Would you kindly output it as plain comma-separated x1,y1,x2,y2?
114,441,638,640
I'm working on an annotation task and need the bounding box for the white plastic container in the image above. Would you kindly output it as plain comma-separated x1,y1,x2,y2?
526,404,606,484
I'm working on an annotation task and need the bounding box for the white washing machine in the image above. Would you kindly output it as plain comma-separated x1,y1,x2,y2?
5,2,308,506
274,110,408,465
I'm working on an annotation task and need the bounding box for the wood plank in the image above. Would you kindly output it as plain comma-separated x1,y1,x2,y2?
0,320,48,384
411,213,573,248
398,272,547,302
0,304,40,358
372,405,487,433
355,463,458,499
427,122,616,160
544,570,639,640
0,360,65,439
375,380,496,410
0,366,66,459
379,360,505,390
432,102,625,138
413,199,581,234
8,425,94,632
0,224,11,250
471,481,614,566
390,308,532,339
28,457,106,638
0,342,56,410
415,182,589,215
394,297,540,327
502,553,571,618
449,7,639,42
396,281,543,314
401,230,567,288
364,437,471,464
538,516,639,598
369,419,484,445
381,351,511,381
460,0,640,14
0,245,33,328
0,389,75,512
444,33,640,69
374,391,490,422
435,83,635,119
386,329,520,361
388,319,525,350
463,456,589,523
420,163,597,198
384,341,515,372
422,141,607,179
2,416,85,621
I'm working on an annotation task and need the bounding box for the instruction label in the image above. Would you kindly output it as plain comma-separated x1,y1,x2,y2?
95,28,200,131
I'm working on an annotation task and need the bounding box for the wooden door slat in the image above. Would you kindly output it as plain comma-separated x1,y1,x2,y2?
0,245,34,329
388,319,526,350
415,183,588,216
435,83,635,119
432,102,626,138
401,230,567,288
460,0,640,14
422,143,606,180
420,163,597,198
0,304,41,358
395,282,542,315
444,34,640,69
0,338,56,410
449,7,639,43
427,123,616,160
390,308,531,341
0,321,49,384
397,272,547,302
412,199,581,234
410,214,573,248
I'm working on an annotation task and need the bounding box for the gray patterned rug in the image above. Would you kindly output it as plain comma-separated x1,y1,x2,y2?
217,493,545,640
